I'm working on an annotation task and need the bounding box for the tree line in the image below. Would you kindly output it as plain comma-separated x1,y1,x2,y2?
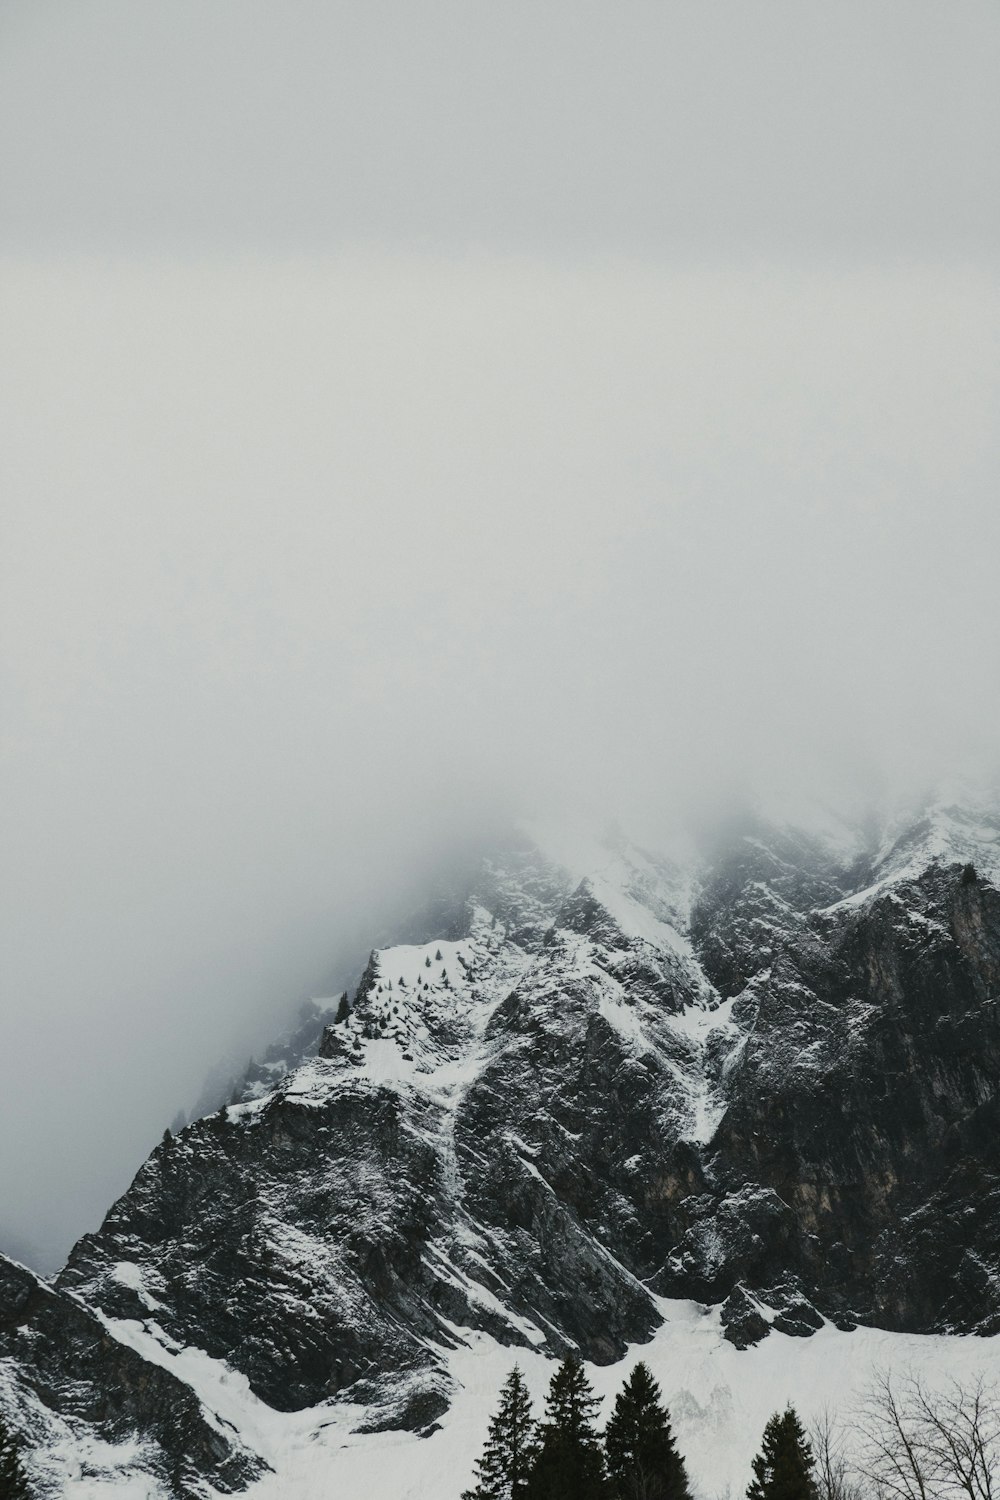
463,1357,689,1500
462,1356,819,1500
462,1359,1000,1500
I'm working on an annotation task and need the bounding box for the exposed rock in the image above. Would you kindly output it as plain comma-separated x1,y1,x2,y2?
0,1252,264,1496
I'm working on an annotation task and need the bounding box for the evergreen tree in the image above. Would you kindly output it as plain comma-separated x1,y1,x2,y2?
463,1366,537,1500
604,1362,691,1500
527,1355,608,1500
0,1410,31,1499
335,992,350,1024
747,1408,818,1500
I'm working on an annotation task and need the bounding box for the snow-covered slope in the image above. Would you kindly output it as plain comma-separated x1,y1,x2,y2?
31,1299,1000,1500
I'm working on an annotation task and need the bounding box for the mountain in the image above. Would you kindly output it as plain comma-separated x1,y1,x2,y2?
3,791,1000,1496
184,997,345,1126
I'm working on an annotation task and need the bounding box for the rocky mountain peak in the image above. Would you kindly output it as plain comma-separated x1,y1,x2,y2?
3,796,1000,1494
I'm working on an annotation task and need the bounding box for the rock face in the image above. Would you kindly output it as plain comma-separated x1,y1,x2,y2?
706,855,1000,1335
0,1252,263,1495
9,794,1000,1491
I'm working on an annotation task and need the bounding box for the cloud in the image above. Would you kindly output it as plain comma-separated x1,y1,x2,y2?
1,1,998,257
1,267,996,1227
0,0,997,1270
4,252,997,808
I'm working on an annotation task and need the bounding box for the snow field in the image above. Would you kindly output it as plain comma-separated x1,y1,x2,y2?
69,1300,1000,1500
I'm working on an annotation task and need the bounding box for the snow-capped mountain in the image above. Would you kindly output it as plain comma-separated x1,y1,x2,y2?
3,792,1000,1497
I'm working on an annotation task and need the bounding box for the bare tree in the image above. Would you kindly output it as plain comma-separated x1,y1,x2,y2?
855,1370,1000,1500
856,1372,931,1500
908,1374,999,1500
811,1406,868,1500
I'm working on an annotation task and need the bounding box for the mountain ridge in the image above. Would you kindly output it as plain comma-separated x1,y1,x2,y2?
3,791,1000,1495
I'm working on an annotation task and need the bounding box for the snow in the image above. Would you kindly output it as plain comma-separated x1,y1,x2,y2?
822,795,1000,915
522,818,700,945
662,997,741,1145
591,978,738,1143
231,917,534,1126
686,1094,726,1148
667,996,737,1043
359,1037,424,1087
76,1303,1000,1500
109,1261,164,1313
595,977,650,1048
423,1242,547,1348
368,938,474,995
585,873,694,958
0,1357,170,1500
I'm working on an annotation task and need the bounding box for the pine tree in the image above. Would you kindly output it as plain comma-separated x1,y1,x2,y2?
463,1366,537,1500
747,1408,818,1500
527,1355,608,1500
335,992,350,1024
0,1410,31,1499
605,1362,691,1500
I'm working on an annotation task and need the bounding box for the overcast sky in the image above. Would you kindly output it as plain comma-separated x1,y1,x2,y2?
2,1,999,1271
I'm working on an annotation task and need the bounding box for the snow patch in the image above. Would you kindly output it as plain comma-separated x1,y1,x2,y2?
585,872,694,958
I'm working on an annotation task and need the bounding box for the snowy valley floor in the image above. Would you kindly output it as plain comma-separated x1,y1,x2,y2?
52,1299,1000,1500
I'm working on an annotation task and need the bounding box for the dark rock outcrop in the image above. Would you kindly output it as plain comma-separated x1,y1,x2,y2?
0,1253,264,1496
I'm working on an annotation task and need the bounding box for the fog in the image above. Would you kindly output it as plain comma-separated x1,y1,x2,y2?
1,2,998,1273
3,0,999,258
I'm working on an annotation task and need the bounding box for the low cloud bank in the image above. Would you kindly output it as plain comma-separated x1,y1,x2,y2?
1,252,997,1269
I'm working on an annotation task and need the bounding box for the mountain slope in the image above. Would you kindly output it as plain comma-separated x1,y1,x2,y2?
7,797,1000,1494
0,1252,262,1495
